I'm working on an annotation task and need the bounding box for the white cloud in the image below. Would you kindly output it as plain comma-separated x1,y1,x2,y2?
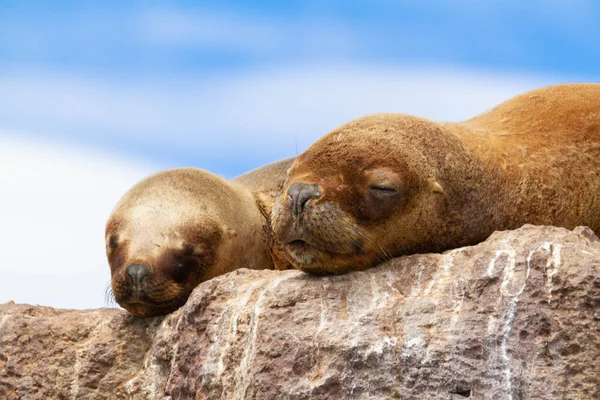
0,134,158,309
0,64,559,157
136,8,284,52
135,8,358,56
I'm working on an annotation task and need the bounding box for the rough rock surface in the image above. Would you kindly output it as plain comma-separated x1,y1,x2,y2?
1,225,599,399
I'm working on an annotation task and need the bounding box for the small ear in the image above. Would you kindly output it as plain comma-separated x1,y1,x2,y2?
428,178,444,195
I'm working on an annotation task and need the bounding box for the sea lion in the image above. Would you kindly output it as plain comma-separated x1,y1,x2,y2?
272,83,600,274
234,157,296,195
106,158,294,316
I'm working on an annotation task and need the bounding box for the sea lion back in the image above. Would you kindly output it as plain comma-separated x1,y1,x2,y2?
457,83,600,159
233,157,295,194
455,83,600,231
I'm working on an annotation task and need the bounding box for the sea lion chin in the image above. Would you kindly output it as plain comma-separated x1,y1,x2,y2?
272,83,600,274
107,159,294,317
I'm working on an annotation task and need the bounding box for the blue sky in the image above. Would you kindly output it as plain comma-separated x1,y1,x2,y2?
1,1,598,77
1,1,598,309
1,1,598,174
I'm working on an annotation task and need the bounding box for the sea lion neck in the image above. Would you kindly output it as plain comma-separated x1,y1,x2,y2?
421,122,511,248
254,192,292,271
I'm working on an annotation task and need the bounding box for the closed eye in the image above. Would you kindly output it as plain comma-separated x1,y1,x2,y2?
176,253,205,262
181,243,206,258
107,234,119,250
368,185,397,194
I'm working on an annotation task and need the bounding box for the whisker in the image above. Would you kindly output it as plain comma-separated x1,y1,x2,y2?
339,219,393,264
104,281,117,308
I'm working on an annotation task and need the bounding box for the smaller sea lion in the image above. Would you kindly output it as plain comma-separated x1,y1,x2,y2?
106,158,294,316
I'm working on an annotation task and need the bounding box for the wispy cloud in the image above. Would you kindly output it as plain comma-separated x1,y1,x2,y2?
135,8,284,53
135,7,360,58
0,64,556,173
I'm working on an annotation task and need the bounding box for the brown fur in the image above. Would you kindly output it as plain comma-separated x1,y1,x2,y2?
233,157,295,193
272,83,600,274
107,159,294,316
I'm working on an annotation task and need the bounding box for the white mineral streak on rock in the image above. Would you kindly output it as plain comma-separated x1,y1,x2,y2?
486,235,512,277
309,280,331,387
362,275,397,360
366,336,398,360
449,292,465,331
424,251,463,337
315,280,329,338
346,274,392,350
499,242,551,400
232,280,266,336
69,349,82,400
424,250,458,295
487,249,516,277
387,280,401,295
211,278,266,380
499,250,518,296
235,273,299,400
369,273,390,309
0,314,9,333
500,300,518,400
409,264,423,297
545,243,562,304
401,335,427,362
487,315,499,335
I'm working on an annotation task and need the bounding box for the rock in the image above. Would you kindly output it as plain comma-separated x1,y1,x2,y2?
0,304,159,399
1,225,599,399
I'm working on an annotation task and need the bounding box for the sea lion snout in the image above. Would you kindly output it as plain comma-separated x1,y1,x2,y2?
287,182,321,216
126,264,149,286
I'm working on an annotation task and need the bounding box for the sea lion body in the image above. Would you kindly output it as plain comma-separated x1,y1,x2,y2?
233,157,295,194
107,158,294,316
272,83,600,274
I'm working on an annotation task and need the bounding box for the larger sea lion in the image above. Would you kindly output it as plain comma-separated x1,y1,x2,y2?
272,83,600,274
106,158,294,316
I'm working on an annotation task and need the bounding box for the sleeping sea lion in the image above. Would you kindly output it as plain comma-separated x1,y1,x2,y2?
272,84,600,274
106,158,294,316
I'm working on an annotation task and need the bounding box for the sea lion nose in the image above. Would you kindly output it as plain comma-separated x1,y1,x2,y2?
288,183,321,216
126,264,149,285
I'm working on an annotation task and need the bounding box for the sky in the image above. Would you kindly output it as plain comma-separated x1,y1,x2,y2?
1,1,599,310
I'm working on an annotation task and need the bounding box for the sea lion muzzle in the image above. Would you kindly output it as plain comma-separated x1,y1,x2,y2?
287,183,321,216
126,264,149,286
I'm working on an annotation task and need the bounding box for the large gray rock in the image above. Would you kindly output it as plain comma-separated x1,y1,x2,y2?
1,225,599,399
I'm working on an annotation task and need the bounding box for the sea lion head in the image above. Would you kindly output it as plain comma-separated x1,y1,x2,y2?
106,168,266,316
272,114,445,274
